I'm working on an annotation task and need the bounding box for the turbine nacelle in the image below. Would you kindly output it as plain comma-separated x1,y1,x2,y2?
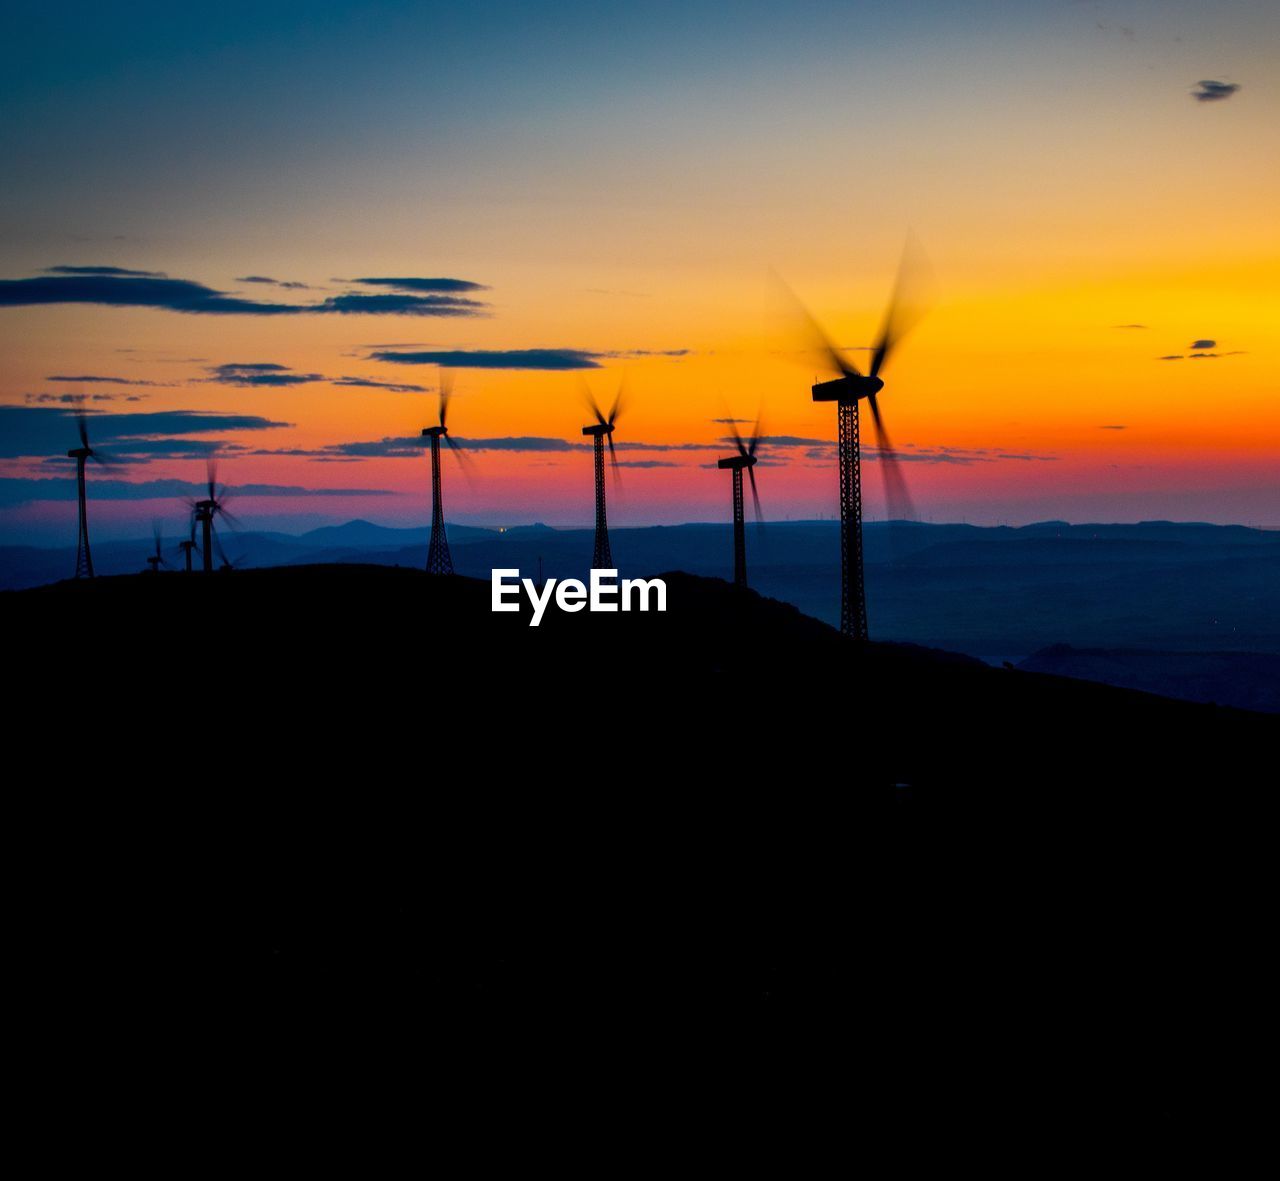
67,447,92,460
811,374,884,403
582,422,615,438
717,454,757,470
422,425,448,438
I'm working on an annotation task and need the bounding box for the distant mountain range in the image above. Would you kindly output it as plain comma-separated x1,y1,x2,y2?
4,518,1277,709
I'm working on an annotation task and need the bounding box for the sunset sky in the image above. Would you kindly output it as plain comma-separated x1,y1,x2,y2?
2,0,1276,544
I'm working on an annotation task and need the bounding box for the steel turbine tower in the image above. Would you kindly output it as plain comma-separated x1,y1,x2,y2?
423,370,469,576
582,380,625,570
67,407,108,579
717,417,764,588
790,240,926,639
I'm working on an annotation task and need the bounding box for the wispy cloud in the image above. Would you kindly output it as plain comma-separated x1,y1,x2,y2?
370,348,602,370
0,267,489,317
24,391,146,404
0,406,290,461
349,276,488,294
236,275,312,290
46,374,171,386
206,362,325,387
0,477,394,507
1190,338,1216,350
1192,80,1240,102
332,375,430,393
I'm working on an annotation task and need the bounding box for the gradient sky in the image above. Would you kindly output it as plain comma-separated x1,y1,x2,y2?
2,0,1277,544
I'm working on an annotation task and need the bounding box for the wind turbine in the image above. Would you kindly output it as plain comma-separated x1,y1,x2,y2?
717,416,764,588
789,239,926,640
145,522,169,573
581,378,625,570
177,521,198,573
422,369,470,576
66,406,110,579
188,457,238,575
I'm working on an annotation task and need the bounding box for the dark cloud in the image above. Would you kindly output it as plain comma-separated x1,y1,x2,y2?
370,348,602,370
0,478,393,507
351,277,488,294
1192,80,1240,102
1190,339,1216,350
458,437,580,452
206,362,325,387
47,265,163,277
1188,351,1244,359
236,275,312,290
0,406,290,460
1100,425,1127,430
0,268,488,317
711,418,753,425
46,374,170,386
319,293,485,316
1113,324,1147,329
614,460,678,469
25,392,122,404
332,376,430,393
1158,355,1184,361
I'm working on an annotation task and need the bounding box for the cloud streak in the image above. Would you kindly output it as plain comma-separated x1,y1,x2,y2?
1192,80,1240,102
0,267,489,317
370,348,602,370
0,406,290,461
206,362,325,387
0,478,394,507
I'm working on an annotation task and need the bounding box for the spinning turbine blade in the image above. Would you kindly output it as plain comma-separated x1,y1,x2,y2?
76,406,89,450
439,367,453,430
579,379,606,427
773,272,863,378
607,431,622,487
747,464,763,525
869,232,930,379
866,394,916,522
607,375,627,428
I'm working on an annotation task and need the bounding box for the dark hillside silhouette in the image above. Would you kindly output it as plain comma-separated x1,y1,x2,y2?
5,565,1274,1133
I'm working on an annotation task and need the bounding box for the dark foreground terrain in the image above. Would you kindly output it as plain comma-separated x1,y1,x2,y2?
7,565,1275,1143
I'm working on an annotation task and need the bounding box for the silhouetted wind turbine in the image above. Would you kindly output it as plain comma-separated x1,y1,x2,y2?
177,522,198,573
67,405,111,579
145,522,169,573
787,239,926,640
188,457,239,575
717,416,764,588
582,378,625,569
422,369,470,576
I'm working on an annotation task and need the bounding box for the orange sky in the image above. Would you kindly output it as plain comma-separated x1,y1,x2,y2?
2,1,1277,538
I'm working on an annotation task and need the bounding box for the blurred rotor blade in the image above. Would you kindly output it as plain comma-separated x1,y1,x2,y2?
76,405,89,449
748,412,763,458
579,379,606,427
725,418,747,459
772,270,863,379
747,464,764,527
444,432,478,488
439,367,454,430
606,432,622,488
218,510,244,532
607,374,627,427
866,394,916,522
206,456,219,501
869,231,931,379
